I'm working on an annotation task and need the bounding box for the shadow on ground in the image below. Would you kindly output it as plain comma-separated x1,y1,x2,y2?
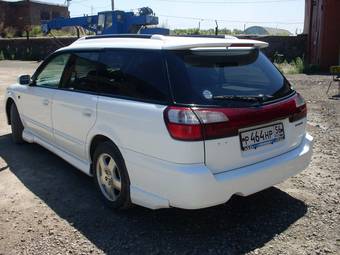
0,134,307,254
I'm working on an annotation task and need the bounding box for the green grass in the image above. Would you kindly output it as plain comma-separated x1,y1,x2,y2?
171,28,243,36
0,25,79,38
275,57,305,74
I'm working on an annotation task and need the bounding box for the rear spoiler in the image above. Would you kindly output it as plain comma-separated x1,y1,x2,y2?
151,35,268,50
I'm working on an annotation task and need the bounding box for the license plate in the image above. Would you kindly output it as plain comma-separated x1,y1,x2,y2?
239,123,285,151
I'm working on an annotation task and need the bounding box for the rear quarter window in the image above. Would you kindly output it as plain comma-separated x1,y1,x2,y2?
96,50,170,104
61,52,99,92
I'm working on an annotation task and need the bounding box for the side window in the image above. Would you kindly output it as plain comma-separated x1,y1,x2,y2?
96,50,170,103
105,13,112,29
61,52,98,92
97,14,105,32
35,54,70,88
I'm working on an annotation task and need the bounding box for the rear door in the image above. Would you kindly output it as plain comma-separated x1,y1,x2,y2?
52,52,99,160
166,49,306,173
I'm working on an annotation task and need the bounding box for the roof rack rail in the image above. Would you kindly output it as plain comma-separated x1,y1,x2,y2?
168,35,231,39
84,34,153,40
83,34,239,41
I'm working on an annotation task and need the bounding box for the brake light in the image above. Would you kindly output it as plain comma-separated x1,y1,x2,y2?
289,93,307,122
194,110,230,139
164,107,203,141
164,106,229,141
194,110,229,123
294,93,306,107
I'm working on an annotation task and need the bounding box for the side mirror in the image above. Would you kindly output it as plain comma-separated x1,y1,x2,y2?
18,75,31,85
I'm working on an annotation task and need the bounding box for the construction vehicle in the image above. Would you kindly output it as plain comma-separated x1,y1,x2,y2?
41,7,169,36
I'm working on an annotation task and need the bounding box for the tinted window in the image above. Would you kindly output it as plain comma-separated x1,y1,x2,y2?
61,52,98,92
35,54,70,88
97,50,170,103
166,49,292,106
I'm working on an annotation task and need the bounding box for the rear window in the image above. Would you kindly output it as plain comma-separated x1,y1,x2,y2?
165,49,292,106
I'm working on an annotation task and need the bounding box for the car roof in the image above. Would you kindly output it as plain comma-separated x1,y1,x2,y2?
59,34,268,51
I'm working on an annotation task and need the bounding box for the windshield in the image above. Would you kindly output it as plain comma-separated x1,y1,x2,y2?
165,49,292,106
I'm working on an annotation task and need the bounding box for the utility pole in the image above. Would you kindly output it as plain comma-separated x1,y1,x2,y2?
65,0,71,8
215,20,219,36
111,0,114,11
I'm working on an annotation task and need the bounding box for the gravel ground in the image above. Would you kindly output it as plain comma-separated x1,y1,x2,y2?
0,60,339,255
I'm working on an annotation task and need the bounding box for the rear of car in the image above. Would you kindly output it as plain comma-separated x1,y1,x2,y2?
164,48,308,174
124,42,313,209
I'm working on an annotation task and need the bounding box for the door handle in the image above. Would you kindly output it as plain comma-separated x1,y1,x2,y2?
42,99,49,106
82,109,93,117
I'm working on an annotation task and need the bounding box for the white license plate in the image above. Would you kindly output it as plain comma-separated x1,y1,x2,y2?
239,123,285,151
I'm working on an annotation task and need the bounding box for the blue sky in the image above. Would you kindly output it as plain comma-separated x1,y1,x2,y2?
11,0,306,33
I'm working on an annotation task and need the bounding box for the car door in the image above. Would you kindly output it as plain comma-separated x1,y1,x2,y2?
52,51,98,161
20,53,70,142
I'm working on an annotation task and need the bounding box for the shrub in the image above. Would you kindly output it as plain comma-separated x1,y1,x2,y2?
294,57,304,73
30,25,44,37
275,57,305,74
2,26,17,38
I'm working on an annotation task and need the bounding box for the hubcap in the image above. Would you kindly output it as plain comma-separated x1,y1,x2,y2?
96,153,121,201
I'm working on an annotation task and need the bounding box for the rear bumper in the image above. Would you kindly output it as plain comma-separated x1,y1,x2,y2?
125,133,313,210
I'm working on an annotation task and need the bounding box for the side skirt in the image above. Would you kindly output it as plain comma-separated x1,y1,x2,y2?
22,129,92,176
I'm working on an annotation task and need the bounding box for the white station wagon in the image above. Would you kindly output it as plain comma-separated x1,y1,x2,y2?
4,35,313,210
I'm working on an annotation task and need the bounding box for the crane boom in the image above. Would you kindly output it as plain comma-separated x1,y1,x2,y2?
41,8,169,35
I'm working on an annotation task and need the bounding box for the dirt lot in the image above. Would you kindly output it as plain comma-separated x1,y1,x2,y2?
0,60,339,255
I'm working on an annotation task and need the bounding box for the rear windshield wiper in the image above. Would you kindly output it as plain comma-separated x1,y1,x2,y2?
212,94,273,103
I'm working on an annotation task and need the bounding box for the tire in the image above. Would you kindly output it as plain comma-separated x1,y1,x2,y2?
92,141,132,209
10,103,25,144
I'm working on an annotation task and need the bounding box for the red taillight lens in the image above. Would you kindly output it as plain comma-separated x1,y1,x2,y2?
294,93,306,107
289,93,307,122
164,107,203,141
194,109,230,139
166,123,202,141
164,107,229,141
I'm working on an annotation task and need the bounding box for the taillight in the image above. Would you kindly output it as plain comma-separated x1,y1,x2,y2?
194,109,230,139
164,106,229,141
294,93,306,107
194,110,229,124
289,93,307,122
164,107,203,141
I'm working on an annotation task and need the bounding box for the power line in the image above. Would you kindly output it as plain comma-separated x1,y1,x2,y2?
158,14,303,24
149,0,301,4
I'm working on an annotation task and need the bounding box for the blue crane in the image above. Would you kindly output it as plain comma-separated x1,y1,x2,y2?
41,7,169,36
